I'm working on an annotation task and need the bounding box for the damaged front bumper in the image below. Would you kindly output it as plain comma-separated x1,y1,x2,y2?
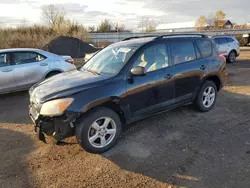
29,104,79,143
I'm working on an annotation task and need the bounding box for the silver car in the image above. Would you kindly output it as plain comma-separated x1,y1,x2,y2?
0,48,76,94
212,36,240,63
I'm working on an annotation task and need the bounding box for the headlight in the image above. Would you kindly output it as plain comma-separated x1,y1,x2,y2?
40,98,73,116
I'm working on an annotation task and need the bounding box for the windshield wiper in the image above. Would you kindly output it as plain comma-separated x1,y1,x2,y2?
82,68,100,75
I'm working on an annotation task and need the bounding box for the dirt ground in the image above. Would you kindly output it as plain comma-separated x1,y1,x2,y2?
1,48,250,188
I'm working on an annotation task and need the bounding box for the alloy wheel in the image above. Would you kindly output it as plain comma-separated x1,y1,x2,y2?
202,86,216,108
88,117,116,148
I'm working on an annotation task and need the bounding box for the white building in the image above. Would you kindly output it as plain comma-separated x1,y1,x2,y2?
156,19,215,32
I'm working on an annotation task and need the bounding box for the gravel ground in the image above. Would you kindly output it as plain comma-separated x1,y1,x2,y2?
1,48,250,188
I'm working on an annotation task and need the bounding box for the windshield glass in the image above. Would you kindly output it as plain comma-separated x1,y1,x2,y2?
81,45,138,75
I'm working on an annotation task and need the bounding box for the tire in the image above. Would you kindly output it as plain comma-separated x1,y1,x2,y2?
46,71,61,78
227,51,236,63
76,107,122,154
194,81,217,112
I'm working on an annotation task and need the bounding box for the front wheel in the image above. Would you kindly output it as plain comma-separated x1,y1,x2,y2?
194,81,217,112
76,108,122,153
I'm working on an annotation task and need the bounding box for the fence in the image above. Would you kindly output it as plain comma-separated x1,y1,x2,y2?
89,29,250,44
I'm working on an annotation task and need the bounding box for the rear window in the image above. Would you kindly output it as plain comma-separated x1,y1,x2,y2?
195,39,212,58
169,41,196,65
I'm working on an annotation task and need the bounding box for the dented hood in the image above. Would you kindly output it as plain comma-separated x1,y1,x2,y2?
30,70,110,103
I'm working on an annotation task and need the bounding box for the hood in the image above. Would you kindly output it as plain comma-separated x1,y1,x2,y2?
30,70,110,103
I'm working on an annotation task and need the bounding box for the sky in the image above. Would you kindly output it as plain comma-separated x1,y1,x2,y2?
0,0,250,29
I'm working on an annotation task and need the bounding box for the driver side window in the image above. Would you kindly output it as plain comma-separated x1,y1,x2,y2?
133,44,169,73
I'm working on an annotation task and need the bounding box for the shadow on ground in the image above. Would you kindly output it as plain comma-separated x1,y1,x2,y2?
0,128,34,188
102,89,250,188
0,91,31,124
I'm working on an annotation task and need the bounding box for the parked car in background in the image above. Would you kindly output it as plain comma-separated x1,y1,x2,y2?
212,36,240,63
29,34,226,153
0,48,76,94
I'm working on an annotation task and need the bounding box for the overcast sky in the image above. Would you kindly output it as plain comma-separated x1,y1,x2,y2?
0,0,250,29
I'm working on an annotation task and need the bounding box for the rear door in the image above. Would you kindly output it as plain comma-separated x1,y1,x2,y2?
169,39,209,103
11,51,50,89
0,52,15,92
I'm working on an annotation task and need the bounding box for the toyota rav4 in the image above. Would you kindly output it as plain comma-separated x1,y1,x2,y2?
29,34,226,153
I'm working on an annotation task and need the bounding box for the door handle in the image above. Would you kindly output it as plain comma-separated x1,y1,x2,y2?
2,68,13,72
200,65,206,70
40,62,48,66
164,73,173,79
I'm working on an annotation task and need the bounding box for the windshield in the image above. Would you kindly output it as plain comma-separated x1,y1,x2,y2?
81,45,138,75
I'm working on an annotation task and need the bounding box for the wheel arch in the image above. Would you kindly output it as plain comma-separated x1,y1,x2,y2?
80,97,127,125
202,75,222,91
44,69,63,78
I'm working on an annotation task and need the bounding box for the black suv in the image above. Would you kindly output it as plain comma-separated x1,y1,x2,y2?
29,34,226,153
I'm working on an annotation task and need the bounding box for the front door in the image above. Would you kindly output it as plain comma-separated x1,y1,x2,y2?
125,43,175,119
11,51,49,89
0,52,15,93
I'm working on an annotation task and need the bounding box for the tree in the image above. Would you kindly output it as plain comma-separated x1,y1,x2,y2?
97,19,113,32
215,10,226,21
88,25,96,32
41,4,66,28
138,17,158,32
195,16,207,30
114,23,125,32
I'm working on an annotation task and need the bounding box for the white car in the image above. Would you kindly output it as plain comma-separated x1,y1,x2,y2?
0,48,76,94
212,36,240,63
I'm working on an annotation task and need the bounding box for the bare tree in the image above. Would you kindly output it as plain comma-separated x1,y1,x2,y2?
114,23,125,32
41,4,66,28
138,17,158,32
88,25,96,32
20,18,27,27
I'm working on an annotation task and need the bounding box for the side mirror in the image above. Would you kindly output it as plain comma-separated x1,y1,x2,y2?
130,66,146,76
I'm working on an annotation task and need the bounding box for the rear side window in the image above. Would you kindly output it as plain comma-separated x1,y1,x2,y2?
196,39,212,58
169,41,196,65
215,38,227,45
12,52,46,65
226,38,234,43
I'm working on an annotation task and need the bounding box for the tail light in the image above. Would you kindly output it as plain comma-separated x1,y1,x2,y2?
65,59,74,64
218,55,226,63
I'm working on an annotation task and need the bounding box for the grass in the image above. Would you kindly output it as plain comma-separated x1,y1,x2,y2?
0,25,90,49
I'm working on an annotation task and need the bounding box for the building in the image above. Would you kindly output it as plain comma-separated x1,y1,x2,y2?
155,19,233,32
215,20,233,28
156,21,196,32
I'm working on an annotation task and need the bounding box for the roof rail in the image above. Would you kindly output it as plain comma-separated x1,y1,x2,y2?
122,35,159,41
154,34,208,40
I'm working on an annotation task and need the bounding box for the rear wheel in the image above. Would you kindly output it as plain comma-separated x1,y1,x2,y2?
194,81,217,112
227,51,236,63
76,108,122,153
